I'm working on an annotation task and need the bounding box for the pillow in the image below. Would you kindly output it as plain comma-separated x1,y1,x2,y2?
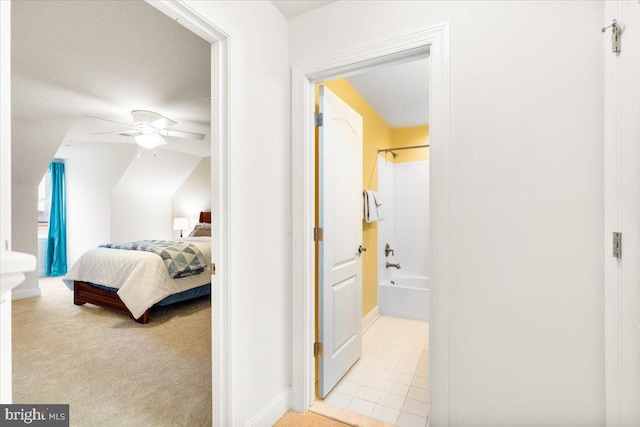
188,222,211,237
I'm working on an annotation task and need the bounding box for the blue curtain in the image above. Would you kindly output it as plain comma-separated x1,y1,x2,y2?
46,161,67,276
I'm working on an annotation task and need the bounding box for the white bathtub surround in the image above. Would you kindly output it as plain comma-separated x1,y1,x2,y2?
380,277,429,321
391,161,429,277
377,157,430,321
320,316,429,426
376,156,395,283
377,157,429,280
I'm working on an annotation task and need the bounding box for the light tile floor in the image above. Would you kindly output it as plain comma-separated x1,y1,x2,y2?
322,316,429,427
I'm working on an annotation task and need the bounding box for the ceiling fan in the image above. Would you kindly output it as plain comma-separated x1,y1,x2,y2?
87,110,206,149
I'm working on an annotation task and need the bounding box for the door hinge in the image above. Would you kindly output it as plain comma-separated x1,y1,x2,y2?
211,263,216,275
314,342,323,357
602,19,621,53
314,112,323,127
613,232,622,258
313,227,323,242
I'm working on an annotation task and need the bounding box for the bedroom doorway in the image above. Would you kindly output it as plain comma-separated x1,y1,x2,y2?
7,1,239,425
148,2,241,426
290,23,450,425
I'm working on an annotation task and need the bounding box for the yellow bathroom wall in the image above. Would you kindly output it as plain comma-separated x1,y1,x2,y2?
391,125,430,163
315,79,392,317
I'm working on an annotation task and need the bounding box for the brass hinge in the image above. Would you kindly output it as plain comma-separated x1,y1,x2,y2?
313,227,323,242
314,342,323,357
211,263,216,275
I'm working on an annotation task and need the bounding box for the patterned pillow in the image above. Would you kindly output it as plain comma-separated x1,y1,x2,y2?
188,222,211,237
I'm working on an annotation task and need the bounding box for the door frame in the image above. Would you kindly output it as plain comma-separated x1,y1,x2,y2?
147,2,242,426
291,23,451,424
603,1,640,425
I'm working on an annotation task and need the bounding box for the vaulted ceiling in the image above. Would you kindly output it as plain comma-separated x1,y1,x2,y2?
12,0,211,185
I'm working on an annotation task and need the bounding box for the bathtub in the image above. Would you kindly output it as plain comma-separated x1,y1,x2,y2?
379,276,429,321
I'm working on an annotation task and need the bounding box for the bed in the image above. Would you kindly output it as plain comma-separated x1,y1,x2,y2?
64,211,212,324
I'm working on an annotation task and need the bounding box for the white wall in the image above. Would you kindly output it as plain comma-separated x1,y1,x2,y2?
111,148,202,242
171,156,211,239
64,142,136,266
291,2,604,426
10,117,68,297
11,184,40,299
0,0,10,252
0,0,12,404
191,1,292,425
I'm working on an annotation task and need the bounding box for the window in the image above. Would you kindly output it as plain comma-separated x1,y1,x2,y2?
38,169,51,235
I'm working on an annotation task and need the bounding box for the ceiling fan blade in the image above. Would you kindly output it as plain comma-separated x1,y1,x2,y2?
156,134,169,145
93,130,131,135
85,115,133,127
159,129,206,140
151,116,177,129
118,130,142,137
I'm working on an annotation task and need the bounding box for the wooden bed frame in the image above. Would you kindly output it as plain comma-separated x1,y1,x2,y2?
73,211,212,324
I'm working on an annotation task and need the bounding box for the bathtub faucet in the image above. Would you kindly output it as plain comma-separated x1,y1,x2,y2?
386,262,401,269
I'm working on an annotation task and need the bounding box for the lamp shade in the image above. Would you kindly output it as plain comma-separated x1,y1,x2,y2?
173,217,189,231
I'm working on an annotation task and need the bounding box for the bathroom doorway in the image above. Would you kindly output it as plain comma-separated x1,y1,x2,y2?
313,57,431,426
290,24,450,423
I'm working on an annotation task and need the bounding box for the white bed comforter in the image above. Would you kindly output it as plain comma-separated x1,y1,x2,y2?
63,237,212,319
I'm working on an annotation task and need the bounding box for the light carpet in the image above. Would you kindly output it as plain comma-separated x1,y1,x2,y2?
12,277,211,426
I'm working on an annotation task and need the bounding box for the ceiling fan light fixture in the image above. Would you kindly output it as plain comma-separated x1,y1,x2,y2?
135,133,162,149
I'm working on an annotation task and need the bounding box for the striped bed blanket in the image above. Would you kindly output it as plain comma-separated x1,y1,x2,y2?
100,240,206,278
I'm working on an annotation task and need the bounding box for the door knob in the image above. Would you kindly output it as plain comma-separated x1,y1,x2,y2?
358,245,367,254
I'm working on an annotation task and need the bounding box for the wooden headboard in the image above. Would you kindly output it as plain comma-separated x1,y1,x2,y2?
199,211,212,224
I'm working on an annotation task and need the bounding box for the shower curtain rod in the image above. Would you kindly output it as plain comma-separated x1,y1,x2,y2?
377,144,429,154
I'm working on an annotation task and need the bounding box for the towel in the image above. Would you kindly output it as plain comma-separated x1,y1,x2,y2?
373,192,385,220
363,190,379,223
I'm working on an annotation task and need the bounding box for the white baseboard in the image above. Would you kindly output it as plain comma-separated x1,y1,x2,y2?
11,286,41,300
246,386,291,427
363,305,379,332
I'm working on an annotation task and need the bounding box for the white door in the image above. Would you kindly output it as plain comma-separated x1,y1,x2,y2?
604,2,640,425
318,85,363,398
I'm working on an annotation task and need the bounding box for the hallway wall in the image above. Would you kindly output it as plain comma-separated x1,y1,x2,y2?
291,1,604,426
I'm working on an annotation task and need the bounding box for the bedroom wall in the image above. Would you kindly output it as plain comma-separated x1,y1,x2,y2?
291,1,604,426
187,1,291,425
111,148,202,243
64,142,136,266
0,1,11,402
0,1,10,254
10,184,39,299
11,116,70,298
171,156,211,239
